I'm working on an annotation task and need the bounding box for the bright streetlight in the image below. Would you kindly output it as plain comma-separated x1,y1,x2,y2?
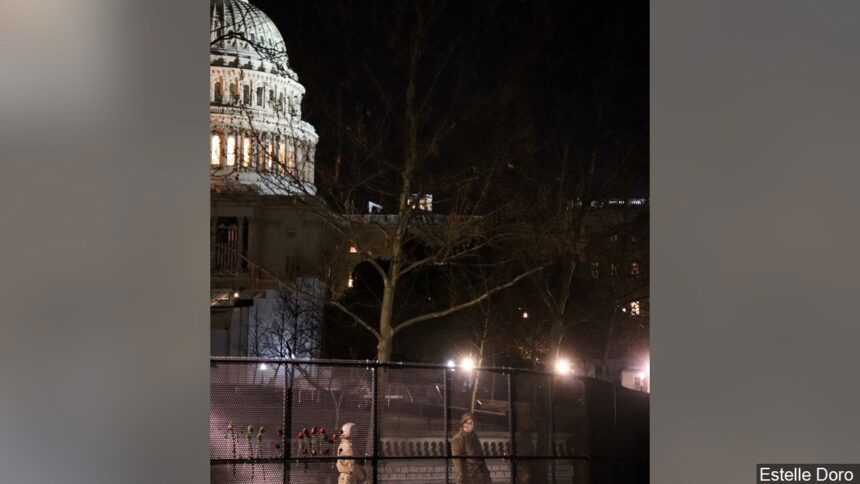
460,357,475,372
554,359,572,375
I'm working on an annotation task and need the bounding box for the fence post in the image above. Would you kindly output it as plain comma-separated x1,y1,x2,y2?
549,377,556,482
507,371,517,483
613,383,618,483
283,362,293,484
443,367,450,484
371,365,379,484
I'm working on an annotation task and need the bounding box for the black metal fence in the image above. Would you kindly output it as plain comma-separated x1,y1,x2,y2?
210,357,648,483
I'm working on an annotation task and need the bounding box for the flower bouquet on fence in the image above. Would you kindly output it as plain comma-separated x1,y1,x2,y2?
223,421,285,482
296,426,343,457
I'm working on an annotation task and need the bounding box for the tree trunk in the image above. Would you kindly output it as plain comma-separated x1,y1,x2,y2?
600,315,616,379
469,370,481,413
377,274,397,362
469,336,486,412
547,312,565,367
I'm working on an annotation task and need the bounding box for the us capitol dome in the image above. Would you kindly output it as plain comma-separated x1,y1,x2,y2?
209,0,317,195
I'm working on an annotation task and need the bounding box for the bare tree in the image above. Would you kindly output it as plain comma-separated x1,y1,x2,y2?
212,1,553,362
513,0,649,370
248,283,323,360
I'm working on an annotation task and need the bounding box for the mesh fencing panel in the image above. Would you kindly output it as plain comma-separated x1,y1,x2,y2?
614,386,649,482
552,378,587,458
211,463,284,484
378,459,447,483
511,372,551,458
377,367,447,458
211,362,287,483
211,360,649,484
584,379,615,460
448,369,511,455
509,458,577,484
290,364,374,460
286,461,373,484
211,362,286,460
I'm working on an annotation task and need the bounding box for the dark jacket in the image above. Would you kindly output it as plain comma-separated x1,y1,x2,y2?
450,430,492,484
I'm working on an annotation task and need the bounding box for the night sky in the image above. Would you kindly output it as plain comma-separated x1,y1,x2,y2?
247,0,649,362
254,0,649,198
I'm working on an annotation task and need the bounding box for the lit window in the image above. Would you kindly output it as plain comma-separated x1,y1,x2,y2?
348,245,358,254
288,145,296,173
226,136,236,166
631,262,640,277
522,312,528,319
265,141,273,169
279,142,286,171
409,194,433,211
242,137,251,167
419,194,432,211
630,301,640,316
210,134,221,165
591,261,599,279
347,276,354,288
610,263,618,276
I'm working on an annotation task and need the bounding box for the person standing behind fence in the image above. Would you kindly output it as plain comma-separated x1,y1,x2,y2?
336,423,367,484
451,412,492,484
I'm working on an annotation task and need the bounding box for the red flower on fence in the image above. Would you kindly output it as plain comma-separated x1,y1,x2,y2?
296,423,342,458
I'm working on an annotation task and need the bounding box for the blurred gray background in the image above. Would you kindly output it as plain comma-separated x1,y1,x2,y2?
2,0,860,482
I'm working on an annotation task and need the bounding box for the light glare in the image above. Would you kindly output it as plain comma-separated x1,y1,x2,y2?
460,357,475,372
554,359,571,375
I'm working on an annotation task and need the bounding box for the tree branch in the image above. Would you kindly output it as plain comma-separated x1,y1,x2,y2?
392,264,546,336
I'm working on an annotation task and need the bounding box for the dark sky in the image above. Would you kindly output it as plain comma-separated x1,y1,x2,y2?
253,0,648,197
246,0,649,361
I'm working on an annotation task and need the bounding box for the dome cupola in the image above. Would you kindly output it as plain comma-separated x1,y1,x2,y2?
209,0,318,195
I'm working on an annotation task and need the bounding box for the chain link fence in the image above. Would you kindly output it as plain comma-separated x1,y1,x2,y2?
211,358,648,483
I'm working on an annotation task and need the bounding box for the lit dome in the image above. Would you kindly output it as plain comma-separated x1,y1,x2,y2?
209,0,318,195
210,0,286,64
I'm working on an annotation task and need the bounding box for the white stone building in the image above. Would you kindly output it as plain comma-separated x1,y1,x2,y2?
209,0,317,195
209,0,326,357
